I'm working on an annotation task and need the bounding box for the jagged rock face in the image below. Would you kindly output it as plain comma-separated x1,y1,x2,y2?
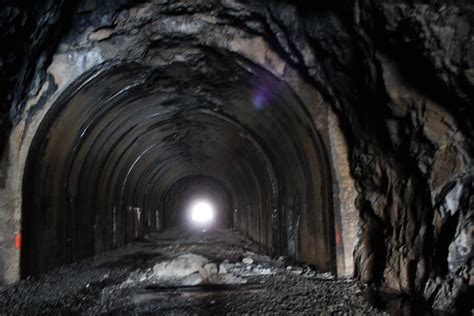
0,0,68,152
353,1,473,311
0,0,472,312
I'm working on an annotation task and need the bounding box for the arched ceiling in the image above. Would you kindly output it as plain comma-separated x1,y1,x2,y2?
22,50,332,276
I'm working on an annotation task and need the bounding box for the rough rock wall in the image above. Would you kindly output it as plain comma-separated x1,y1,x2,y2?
0,0,70,156
0,0,71,285
270,0,473,311
352,1,474,311
0,0,472,312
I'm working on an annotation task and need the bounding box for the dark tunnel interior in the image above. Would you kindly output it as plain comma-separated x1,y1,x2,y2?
21,54,334,278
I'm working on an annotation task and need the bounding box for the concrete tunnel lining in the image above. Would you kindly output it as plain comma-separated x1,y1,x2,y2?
21,54,338,278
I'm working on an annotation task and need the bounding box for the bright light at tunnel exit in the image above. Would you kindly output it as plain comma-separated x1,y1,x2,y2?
189,200,215,225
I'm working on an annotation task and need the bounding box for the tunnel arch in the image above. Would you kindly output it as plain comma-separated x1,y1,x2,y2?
21,54,338,278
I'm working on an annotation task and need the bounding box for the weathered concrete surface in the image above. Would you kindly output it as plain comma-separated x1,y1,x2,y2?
329,108,358,278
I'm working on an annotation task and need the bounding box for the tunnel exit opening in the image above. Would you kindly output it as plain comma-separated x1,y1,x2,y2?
189,200,215,225
160,175,233,231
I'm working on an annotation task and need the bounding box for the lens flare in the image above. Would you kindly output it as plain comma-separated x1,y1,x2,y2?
189,200,215,224
252,75,274,110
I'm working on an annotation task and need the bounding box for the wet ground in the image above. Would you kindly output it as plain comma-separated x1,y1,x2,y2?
0,228,388,314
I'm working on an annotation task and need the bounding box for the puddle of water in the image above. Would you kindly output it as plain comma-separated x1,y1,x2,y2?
132,283,263,304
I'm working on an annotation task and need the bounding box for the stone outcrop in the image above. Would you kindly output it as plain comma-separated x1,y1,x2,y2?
0,1,70,153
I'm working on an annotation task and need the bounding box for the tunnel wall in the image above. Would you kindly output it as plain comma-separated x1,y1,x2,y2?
17,54,345,277
0,2,358,284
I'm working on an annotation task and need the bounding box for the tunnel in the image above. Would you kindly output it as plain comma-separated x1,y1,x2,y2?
21,56,334,277
0,0,472,314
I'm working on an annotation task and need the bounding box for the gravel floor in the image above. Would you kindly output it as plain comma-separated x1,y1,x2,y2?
0,228,389,314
